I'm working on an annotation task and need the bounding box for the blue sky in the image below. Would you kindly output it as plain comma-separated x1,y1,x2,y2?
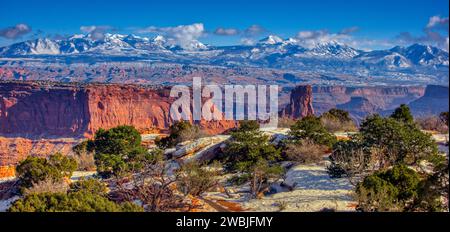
0,0,448,50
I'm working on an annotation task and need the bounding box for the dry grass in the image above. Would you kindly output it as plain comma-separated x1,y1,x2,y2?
284,139,328,164
416,116,448,133
74,153,96,171
179,126,207,142
320,116,357,133
22,178,69,196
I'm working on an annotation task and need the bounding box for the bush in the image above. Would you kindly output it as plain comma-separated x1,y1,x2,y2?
8,191,143,212
177,161,220,196
156,121,204,148
72,141,96,171
328,113,438,179
16,153,77,190
327,138,371,178
320,109,357,132
415,116,449,133
284,139,328,164
69,178,108,196
223,121,281,172
22,178,69,196
248,160,284,199
390,104,414,124
356,165,420,212
91,125,150,178
360,114,438,165
289,116,337,148
356,175,399,212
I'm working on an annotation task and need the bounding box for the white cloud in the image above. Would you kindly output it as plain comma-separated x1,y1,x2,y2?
396,15,449,51
214,27,240,36
244,25,266,36
136,23,205,49
0,24,32,39
240,38,255,46
80,25,114,40
426,16,449,30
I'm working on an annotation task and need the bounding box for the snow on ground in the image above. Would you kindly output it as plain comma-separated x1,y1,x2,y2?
243,164,356,212
70,171,97,181
0,196,19,212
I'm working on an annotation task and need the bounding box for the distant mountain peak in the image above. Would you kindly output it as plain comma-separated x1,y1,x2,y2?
307,40,360,58
258,35,284,45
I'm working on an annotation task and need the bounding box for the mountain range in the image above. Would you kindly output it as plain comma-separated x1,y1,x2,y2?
0,33,448,85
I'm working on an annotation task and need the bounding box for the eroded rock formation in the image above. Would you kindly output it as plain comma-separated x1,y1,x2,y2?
280,85,315,119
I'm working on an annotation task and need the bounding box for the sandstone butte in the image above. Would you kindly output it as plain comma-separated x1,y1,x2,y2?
0,81,314,177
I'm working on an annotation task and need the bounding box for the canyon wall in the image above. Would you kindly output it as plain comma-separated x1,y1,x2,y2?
0,82,238,138
312,85,426,119
0,82,240,172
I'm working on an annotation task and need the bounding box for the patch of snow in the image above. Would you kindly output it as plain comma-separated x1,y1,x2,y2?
243,164,356,212
0,196,19,212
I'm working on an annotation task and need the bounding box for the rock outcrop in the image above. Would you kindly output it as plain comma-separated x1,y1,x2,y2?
0,82,236,138
280,85,314,119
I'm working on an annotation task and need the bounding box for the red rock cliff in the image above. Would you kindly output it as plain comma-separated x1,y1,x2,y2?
0,82,236,138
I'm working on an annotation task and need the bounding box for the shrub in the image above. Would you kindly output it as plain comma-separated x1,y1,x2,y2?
156,121,204,148
378,164,421,201
284,139,328,164
390,104,414,124
410,162,449,212
248,160,284,199
177,161,220,196
69,178,108,196
320,109,357,132
91,125,150,178
356,165,420,212
415,116,449,133
360,114,438,165
8,191,143,212
356,175,399,212
328,113,438,179
223,121,281,172
327,138,372,179
22,178,69,196
16,153,77,190
289,116,337,148
72,141,96,171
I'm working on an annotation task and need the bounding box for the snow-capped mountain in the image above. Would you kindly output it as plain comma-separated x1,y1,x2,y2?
354,44,449,69
0,34,178,56
306,41,360,58
258,35,284,45
0,34,448,82
390,44,449,66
